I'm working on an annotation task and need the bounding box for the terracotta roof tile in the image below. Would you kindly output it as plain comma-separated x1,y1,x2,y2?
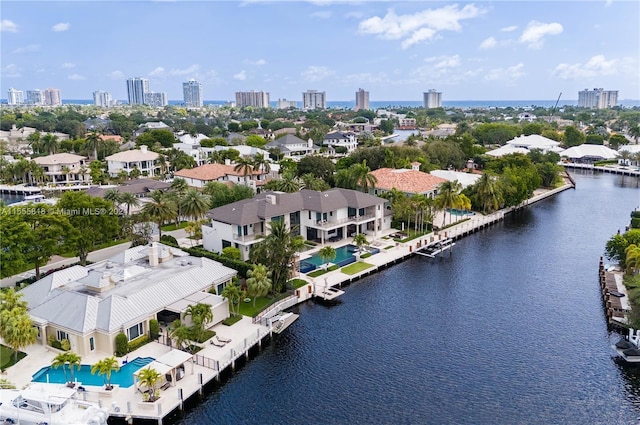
174,163,264,181
370,168,448,194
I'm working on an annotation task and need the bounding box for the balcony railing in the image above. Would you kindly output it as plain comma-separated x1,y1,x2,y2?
312,213,376,228
232,232,265,243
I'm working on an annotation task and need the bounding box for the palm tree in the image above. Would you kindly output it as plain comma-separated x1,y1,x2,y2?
40,133,59,155
86,132,102,160
625,244,640,274
119,192,140,215
27,131,41,153
142,190,177,239
61,166,70,184
103,188,122,205
220,282,244,316
137,367,162,401
3,314,37,363
246,263,272,306
300,173,330,191
253,153,271,174
52,352,82,387
249,220,305,293
169,319,193,352
629,124,640,144
157,155,168,179
474,173,503,214
349,160,377,192
318,246,336,270
180,189,211,221
170,178,189,224
91,357,120,390
184,303,214,342
234,157,254,184
435,180,463,226
353,233,368,252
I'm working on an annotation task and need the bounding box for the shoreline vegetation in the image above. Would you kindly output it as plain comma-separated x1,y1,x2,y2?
605,210,640,328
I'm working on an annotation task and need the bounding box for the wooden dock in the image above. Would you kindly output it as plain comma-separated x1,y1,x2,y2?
563,163,640,177
599,257,630,328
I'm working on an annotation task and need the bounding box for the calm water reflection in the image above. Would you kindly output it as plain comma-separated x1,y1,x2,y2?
177,172,639,425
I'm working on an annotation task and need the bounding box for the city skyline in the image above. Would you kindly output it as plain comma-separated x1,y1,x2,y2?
1,1,639,101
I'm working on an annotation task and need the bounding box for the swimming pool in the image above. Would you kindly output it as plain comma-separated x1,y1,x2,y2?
299,244,382,273
446,208,474,216
32,357,154,388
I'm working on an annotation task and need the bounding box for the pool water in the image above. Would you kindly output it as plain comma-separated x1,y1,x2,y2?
32,357,154,388
446,208,473,216
302,244,358,267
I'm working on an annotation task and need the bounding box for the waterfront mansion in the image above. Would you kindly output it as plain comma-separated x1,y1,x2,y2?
20,243,236,356
203,188,392,261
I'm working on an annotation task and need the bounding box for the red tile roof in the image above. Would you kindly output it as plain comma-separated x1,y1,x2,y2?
370,168,448,194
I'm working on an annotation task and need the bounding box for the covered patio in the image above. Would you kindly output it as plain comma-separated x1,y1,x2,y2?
133,349,193,392
162,291,229,328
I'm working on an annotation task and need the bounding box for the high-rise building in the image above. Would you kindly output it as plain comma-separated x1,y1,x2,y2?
144,92,168,107
578,88,618,109
26,89,44,105
7,87,24,105
423,89,442,109
235,91,270,108
43,88,62,106
276,99,298,109
93,90,113,107
302,90,326,110
355,88,369,111
126,77,149,105
183,79,203,108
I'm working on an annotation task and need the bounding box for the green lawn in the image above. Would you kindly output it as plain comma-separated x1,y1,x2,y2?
290,279,308,289
308,269,328,278
161,222,189,231
341,261,374,275
237,293,291,317
222,314,243,326
0,345,26,371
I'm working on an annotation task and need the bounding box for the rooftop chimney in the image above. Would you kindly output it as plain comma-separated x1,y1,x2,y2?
140,145,148,154
148,242,159,267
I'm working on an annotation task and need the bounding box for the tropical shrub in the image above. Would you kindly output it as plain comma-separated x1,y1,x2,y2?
115,333,128,356
149,319,160,340
127,335,150,353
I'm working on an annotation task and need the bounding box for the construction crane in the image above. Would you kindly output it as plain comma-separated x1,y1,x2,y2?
550,92,562,117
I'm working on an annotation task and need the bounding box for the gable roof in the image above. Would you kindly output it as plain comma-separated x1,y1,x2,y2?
370,168,448,194
105,149,159,162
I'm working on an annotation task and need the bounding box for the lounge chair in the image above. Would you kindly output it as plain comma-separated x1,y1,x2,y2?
216,335,231,343
210,339,225,347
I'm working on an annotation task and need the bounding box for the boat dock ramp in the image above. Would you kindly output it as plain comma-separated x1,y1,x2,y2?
599,257,630,328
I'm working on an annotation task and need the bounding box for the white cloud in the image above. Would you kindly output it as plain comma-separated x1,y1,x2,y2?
311,11,332,19
358,4,485,49
484,63,525,82
61,62,76,69
342,72,388,85
302,65,335,82
552,54,618,79
108,70,124,80
244,59,267,66
479,36,497,50
423,55,461,70
519,21,563,49
12,44,40,54
1,19,18,32
68,73,86,80
52,22,70,32
149,67,165,77
1,64,21,78
500,25,518,32
169,64,199,76
202,69,220,82
233,70,247,81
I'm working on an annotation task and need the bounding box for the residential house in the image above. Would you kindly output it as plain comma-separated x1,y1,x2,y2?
20,243,236,356
560,145,618,163
32,153,90,185
105,145,159,177
485,134,562,157
203,188,391,261
370,164,448,199
133,121,172,139
430,169,481,189
322,131,358,153
174,162,268,189
397,117,417,130
265,134,319,161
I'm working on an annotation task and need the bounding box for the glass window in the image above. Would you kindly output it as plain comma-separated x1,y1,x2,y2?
127,323,144,341
56,330,68,341
89,337,95,351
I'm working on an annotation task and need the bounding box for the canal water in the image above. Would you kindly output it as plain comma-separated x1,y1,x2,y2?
178,172,640,425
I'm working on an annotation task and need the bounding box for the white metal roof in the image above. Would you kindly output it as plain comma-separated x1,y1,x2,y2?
560,145,618,159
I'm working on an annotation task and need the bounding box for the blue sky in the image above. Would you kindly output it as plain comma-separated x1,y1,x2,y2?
1,1,639,101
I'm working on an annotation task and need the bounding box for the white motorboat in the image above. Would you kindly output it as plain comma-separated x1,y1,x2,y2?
613,328,640,363
0,383,108,425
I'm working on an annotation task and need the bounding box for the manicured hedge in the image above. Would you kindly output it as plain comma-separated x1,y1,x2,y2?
127,335,150,353
115,333,128,356
186,247,254,278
